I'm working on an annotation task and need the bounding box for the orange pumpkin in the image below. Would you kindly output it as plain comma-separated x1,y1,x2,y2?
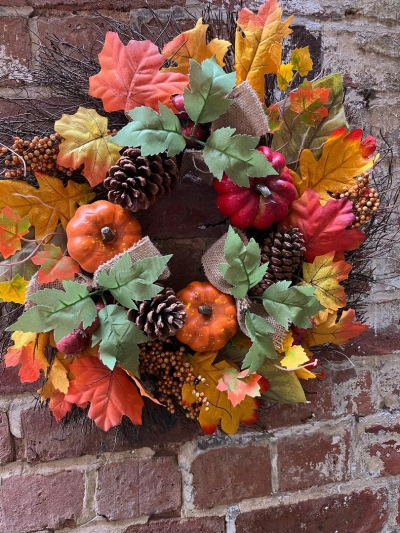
66,200,142,272
175,281,238,352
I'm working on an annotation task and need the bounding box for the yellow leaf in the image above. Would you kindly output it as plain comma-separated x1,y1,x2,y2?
297,128,377,203
55,107,123,187
162,19,231,74
295,367,317,380
280,344,309,369
0,173,95,241
46,356,70,394
290,47,313,76
0,274,28,304
300,252,352,310
235,0,293,99
277,62,294,91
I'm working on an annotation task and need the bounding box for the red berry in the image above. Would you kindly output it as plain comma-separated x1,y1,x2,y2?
181,122,203,146
55,329,90,355
171,94,188,118
83,301,105,334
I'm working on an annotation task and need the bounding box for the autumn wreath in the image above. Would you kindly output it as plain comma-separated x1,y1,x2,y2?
0,1,395,435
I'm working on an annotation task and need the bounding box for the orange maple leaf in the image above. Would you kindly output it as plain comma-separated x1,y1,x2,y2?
217,367,264,407
0,207,30,259
289,80,330,127
306,309,368,346
32,243,81,283
89,32,188,113
0,274,29,304
65,356,144,431
5,331,50,382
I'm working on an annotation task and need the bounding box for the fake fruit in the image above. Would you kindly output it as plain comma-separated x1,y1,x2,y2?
66,200,142,272
213,147,297,230
175,281,238,352
171,94,188,118
181,121,204,146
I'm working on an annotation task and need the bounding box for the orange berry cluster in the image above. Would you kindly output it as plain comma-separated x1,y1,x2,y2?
332,173,380,228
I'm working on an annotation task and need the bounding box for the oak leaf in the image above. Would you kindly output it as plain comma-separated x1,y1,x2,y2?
283,188,366,262
0,274,29,304
32,244,81,283
5,331,50,382
305,309,368,346
0,173,95,241
162,18,231,74
55,107,123,187
217,367,264,407
301,252,352,310
297,128,377,202
65,356,144,431
0,207,30,259
89,32,188,112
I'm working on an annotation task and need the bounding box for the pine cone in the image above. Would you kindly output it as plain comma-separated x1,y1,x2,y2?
104,148,179,212
127,288,186,341
249,226,305,296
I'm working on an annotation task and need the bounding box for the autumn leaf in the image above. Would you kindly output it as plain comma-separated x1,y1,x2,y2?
45,356,70,394
0,274,29,304
162,18,231,74
306,309,368,346
32,244,81,283
5,331,50,382
181,351,267,435
266,103,283,133
89,32,188,113
283,188,366,262
290,47,313,76
277,63,294,91
0,207,30,259
280,344,309,369
235,0,293,99
0,173,95,241
297,128,377,202
39,382,74,422
55,107,123,187
300,252,352,310
259,357,307,403
217,367,264,407
289,80,330,127
65,356,144,431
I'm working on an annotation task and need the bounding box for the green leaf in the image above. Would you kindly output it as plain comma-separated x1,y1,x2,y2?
241,312,278,373
110,104,186,157
218,226,268,298
262,281,324,329
203,128,276,186
97,252,172,309
258,358,307,404
7,281,97,342
184,58,236,124
272,74,348,167
92,305,147,375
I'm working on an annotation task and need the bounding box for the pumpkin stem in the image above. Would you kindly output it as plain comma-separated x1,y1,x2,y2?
254,183,272,198
198,304,213,317
101,226,117,243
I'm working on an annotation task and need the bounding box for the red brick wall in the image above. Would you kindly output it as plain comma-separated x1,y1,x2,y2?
1,1,400,532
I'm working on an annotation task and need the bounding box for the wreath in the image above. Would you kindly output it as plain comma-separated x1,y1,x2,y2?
0,1,396,435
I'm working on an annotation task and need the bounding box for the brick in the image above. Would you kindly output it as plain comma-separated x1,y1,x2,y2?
124,517,225,533
96,455,181,520
341,326,400,357
0,412,13,464
25,0,185,8
191,443,271,509
360,414,400,476
277,425,350,491
0,17,32,85
236,488,388,533
0,471,84,533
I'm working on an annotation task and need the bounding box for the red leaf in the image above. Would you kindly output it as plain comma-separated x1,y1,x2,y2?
88,32,188,113
5,331,50,382
306,309,369,346
65,356,144,431
31,243,81,283
0,206,30,259
284,188,366,262
289,80,330,126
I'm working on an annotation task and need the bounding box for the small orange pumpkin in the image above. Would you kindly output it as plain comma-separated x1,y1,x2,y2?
66,200,142,272
175,281,238,352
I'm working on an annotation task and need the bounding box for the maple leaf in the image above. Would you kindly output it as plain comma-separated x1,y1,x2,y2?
88,32,188,113
181,351,266,435
283,188,367,262
217,368,264,407
39,382,74,423
300,252,352,310
162,18,231,74
0,207,30,259
289,80,330,127
290,47,313,76
55,107,123,187
277,63,294,91
266,103,283,133
280,344,309,369
31,243,81,283
45,356,70,394
0,274,29,304
5,331,50,382
235,0,293,100
306,309,368,346
65,356,144,431
0,173,95,241
297,128,377,202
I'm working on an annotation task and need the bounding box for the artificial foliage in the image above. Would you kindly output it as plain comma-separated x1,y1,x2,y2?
0,0,396,436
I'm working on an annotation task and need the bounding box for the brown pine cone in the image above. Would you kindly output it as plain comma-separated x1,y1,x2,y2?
127,288,186,341
104,148,179,212
249,226,305,296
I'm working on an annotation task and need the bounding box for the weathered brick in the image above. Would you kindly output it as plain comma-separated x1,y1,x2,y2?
0,17,32,85
96,455,181,520
124,517,225,533
191,443,271,509
0,412,13,464
277,424,350,491
0,471,84,533
25,0,185,8
236,488,388,533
